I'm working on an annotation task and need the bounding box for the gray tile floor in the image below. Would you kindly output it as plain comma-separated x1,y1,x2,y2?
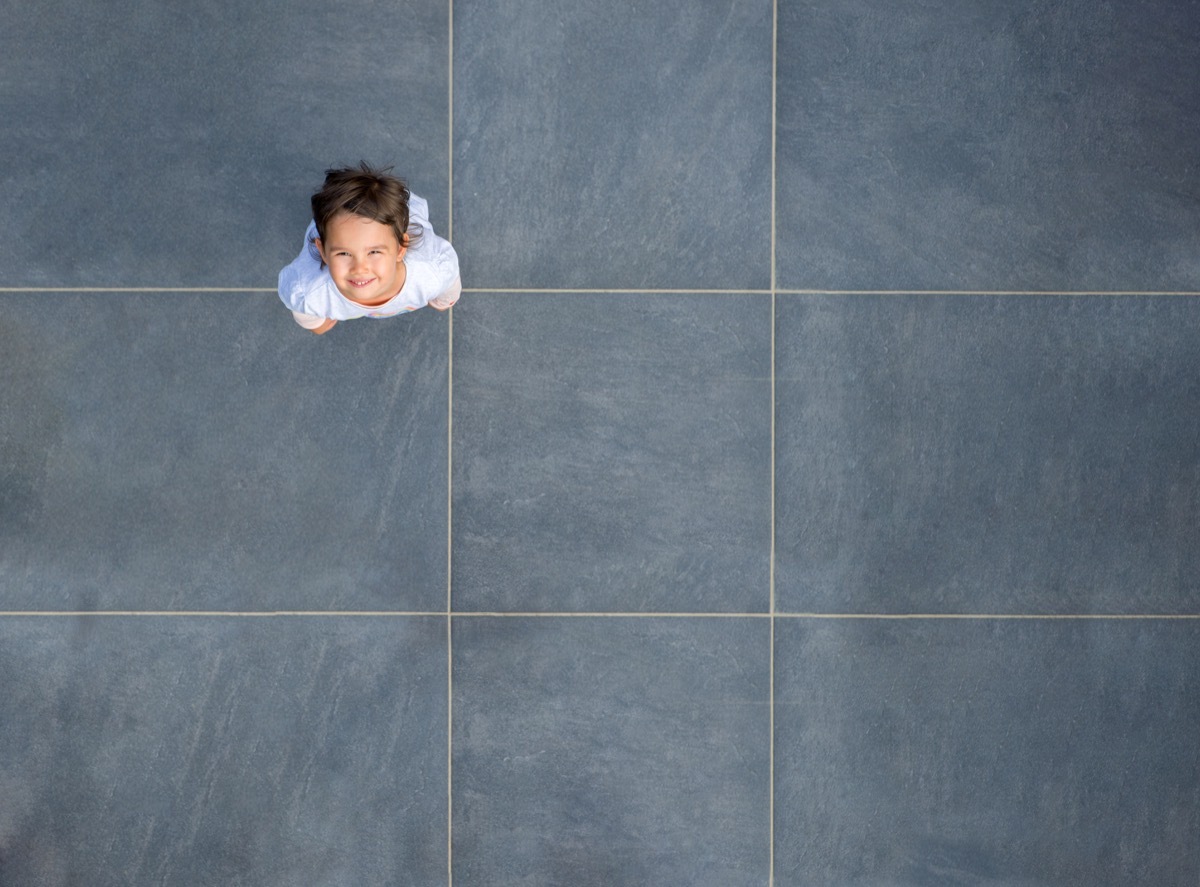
2,0,1199,884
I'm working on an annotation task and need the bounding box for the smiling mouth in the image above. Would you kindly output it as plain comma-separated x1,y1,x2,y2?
348,278,375,288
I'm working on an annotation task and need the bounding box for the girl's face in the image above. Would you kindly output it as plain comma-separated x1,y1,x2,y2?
316,212,407,305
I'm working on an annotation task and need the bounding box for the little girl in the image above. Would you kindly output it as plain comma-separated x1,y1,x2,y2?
278,163,460,334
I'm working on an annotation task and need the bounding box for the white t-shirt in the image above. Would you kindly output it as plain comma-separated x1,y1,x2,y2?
277,194,460,322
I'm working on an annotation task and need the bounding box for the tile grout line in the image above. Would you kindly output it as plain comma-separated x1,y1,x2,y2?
769,2,777,300
768,0,778,882
5,287,1199,296
776,613,1200,619
775,289,1200,296
782,613,1200,620
769,0,779,879
2,611,1197,619
0,288,281,293
446,606,454,887
446,313,455,887
447,0,454,247
446,294,455,887
461,288,774,294
447,1,455,882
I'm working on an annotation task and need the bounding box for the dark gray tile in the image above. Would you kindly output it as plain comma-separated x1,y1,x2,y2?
774,618,1200,886
0,615,447,886
453,0,773,290
0,294,448,610
775,294,1200,614
452,616,769,886
452,293,771,613
776,0,1200,291
0,0,448,288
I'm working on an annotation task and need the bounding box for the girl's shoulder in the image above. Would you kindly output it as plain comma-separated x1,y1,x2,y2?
409,193,430,223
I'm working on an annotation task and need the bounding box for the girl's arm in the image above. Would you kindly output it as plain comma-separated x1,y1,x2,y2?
292,310,337,334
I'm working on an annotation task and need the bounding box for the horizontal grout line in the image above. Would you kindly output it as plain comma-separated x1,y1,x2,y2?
0,611,443,618
777,289,1200,297
776,612,1200,620
452,611,768,618
461,287,772,295
0,287,773,295
465,288,1200,297
0,287,276,293
0,610,765,619
2,287,1196,297
0,611,1196,620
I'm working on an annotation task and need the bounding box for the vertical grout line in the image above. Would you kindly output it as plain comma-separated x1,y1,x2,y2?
446,2,455,884
447,320,454,611
768,1,778,884
769,613,776,886
769,1,777,299
447,0,454,245
447,606,454,887
446,311,455,887
769,2,778,625
446,0,455,604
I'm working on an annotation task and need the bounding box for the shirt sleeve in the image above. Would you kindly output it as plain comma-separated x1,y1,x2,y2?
277,222,328,316
407,196,462,308
427,276,462,309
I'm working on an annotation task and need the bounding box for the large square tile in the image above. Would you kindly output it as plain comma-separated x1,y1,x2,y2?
0,294,448,611
0,0,449,288
452,293,771,613
774,618,1200,885
775,294,1200,614
776,0,1200,290
453,0,773,290
0,615,447,885
452,616,770,885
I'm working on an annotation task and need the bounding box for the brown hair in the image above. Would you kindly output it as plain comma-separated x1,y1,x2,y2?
310,162,422,252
